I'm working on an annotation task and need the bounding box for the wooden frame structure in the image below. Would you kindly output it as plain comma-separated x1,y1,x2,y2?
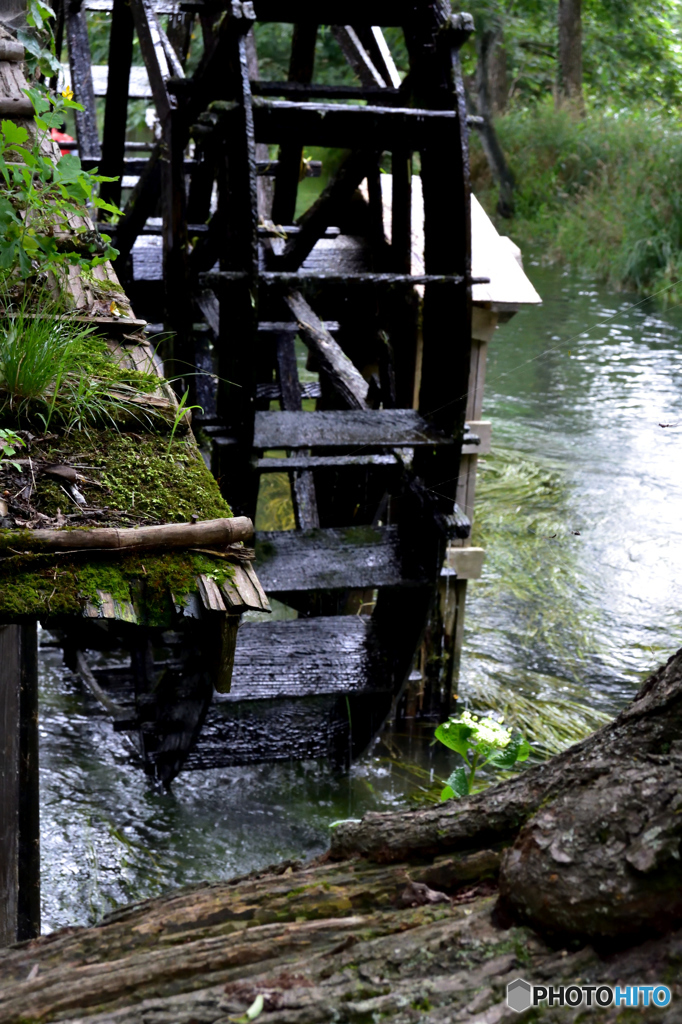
53,0,483,769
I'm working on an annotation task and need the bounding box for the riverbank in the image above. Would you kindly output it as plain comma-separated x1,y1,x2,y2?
472,103,682,304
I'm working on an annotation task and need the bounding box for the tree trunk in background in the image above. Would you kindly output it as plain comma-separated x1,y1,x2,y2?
488,33,508,114
557,0,584,111
472,28,516,218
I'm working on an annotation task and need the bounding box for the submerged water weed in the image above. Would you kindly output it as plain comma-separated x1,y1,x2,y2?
435,711,531,799
461,444,612,754
461,677,611,758
471,446,598,680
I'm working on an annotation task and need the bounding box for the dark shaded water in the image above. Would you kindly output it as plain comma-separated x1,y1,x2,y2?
39,265,682,931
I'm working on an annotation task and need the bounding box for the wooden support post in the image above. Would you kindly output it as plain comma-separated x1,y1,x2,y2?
271,23,317,226
100,0,134,210
66,3,101,162
214,9,260,519
275,332,319,530
0,623,39,947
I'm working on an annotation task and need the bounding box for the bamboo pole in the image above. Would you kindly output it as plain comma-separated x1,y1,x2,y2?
1,517,254,555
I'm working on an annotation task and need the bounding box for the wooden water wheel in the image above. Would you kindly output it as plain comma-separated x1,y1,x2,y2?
53,0,483,769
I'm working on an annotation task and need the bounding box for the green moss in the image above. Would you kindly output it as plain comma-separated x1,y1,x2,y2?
0,429,236,620
0,429,231,526
0,550,235,624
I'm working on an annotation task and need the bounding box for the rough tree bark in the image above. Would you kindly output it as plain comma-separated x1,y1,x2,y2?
2,654,682,1022
557,0,584,112
333,647,682,941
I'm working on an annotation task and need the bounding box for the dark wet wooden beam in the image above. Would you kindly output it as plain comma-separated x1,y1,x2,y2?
113,143,162,263
284,292,369,410
271,23,317,226
250,0,451,25
100,0,135,209
254,409,456,450
0,623,39,947
251,98,457,149
251,81,402,102
65,5,101,161
275,330,320,529
255,525,419,592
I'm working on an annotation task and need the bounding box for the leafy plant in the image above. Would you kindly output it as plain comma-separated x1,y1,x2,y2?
435,710,531,800
0,427,25,470
0,89,120,284
0,0,121,287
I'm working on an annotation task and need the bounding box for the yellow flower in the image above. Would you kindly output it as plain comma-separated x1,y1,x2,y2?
109,300,121,318
61,85,74,101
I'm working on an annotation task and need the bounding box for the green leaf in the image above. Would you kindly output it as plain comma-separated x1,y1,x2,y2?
22,86,50,115
486,735,532,770
1,120,28,146
445,766,470,798
440,785,455,801
93,196,122,215
434,720,475,759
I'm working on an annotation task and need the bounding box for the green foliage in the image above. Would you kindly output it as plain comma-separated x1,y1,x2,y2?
0,298,160,433
3,3,122,287
0,87,120,284
460,0,682,110
0,427,24,470
435,710,531,799
473,103,682,302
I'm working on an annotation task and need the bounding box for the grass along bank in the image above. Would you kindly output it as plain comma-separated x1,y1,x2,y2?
472,102,682,303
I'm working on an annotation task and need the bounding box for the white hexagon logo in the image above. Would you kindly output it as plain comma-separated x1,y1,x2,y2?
507,978,532,1013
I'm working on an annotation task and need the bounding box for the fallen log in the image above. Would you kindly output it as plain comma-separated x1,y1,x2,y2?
2,654,682,1018
332,646,682,942
0,517,254,555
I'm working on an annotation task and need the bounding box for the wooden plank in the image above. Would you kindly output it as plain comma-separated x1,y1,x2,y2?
253,409,455,450
257,454,399,470
66,6,102,160
17,624,39,944
0,64,32,117
445,546,485,579
213,11,260,520
185,694,348,768
129,0,174,121
251,81,402,102
222,617,390,700
100,0,135,209
251,98,457,150
250,1,436,25
284,292,369,410
83,590,138,622
221,563,271,612
255,524,419,592
359,26,403,88
196,575,227,613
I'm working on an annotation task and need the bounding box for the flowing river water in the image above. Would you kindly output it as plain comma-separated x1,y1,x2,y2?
39,264,682,931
